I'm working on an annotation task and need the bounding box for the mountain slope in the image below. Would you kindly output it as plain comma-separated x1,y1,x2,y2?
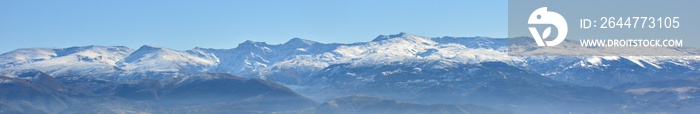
2,33,700,113
0,70,72,114
1,70,317,113
0,46,133,76
300,61,630,113
2,33,700,88
612,79,700,113
118,45,219,73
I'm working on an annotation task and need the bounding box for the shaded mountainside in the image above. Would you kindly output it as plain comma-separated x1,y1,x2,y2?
300,62,631,113
0,71,317,114
0,70,71,114
611,79,700,113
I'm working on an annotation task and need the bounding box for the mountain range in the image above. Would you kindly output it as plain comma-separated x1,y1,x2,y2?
2,33,700,113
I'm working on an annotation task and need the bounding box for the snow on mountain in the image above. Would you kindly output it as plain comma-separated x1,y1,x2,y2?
508,37,700,56
249,33,522,84
334,32,439,66
0,46,131,67
523,55,700,87
1,33,700,87
4,33,700,113
0,33,517,78
0,46,133,76
118,45,219,73
431,36,509,51
328,32,520,68
0,48,57,68
284,37,317,46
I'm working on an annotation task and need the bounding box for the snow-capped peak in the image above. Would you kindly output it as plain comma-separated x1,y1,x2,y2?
123,45,172,63
118,45,219,73
237,40,269,49
0,45,133,67
0,48,58,67
0,45,133,76
327,32,519,68
284,37,317,47
372,32,414,42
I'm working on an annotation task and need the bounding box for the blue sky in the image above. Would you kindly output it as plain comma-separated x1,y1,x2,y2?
0,0,507,53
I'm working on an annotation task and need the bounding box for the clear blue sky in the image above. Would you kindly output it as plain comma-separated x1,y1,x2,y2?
0,0,507,53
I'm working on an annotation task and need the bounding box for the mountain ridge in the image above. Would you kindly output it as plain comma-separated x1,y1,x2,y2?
3,33,700,113
2,32,700,86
